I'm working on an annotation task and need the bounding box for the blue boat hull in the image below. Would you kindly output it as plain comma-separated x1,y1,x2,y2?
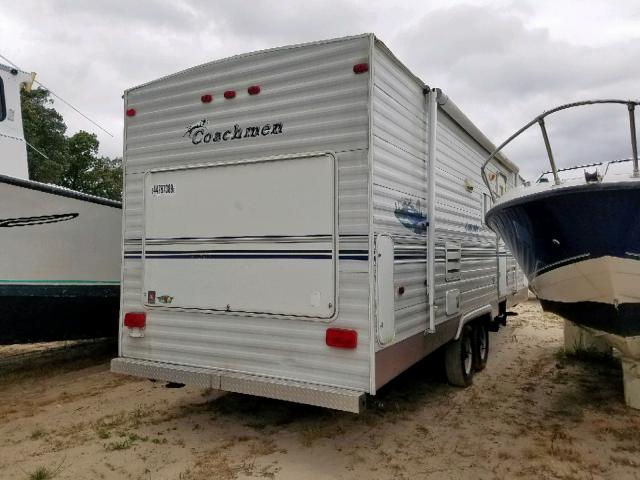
486,181,640,336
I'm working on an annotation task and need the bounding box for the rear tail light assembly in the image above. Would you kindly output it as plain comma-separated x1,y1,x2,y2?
124,312,146,338
326,328,358,349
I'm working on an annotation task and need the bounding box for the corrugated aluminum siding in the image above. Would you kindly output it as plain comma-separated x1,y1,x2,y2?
121,35,372,391
371,43,429,346
432,112,504,320
371,40,523,349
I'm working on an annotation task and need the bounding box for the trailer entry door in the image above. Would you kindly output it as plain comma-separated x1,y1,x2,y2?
143,153,337,318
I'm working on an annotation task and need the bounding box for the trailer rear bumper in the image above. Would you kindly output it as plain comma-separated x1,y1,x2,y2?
111,357,365,413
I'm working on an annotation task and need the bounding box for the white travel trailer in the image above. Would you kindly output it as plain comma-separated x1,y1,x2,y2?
112,34,527,412
0,63,122,343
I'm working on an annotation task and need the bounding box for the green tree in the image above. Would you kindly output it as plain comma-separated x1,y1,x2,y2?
20,88,68,183
89,156,123,200
20,88,122,200
62,130,99,191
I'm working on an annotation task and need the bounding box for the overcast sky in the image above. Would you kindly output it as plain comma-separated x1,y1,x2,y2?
2,0,639,180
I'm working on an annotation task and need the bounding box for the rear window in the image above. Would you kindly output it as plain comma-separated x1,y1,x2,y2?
0,76,6,122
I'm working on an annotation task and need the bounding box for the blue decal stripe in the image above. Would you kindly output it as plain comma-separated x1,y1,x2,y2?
143,254,333,259
124,249,371,261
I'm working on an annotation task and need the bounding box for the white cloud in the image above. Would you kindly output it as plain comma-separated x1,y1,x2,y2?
390,4,640,177
1,0,638,179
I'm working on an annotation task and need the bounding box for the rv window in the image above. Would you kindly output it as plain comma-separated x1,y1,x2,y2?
0,76,6,122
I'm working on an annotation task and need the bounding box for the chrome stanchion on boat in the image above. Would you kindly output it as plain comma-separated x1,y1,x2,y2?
628,102,639,177
538,117,560,185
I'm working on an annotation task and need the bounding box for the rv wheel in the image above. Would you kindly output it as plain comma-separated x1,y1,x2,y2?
444,325,474,387
472,322,489,372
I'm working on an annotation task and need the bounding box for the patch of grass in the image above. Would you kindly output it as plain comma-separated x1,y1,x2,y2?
123,432,148,443
610,426,640,444
94,406,153,441
93,412,126,440
26,459,65,480
257,464,281,479
554,347,617,367
105,438,133,451
548,444,582,463
95,424,111,439
610,455,639,467
182,450,254,480
497,451,512,460
548,391,586,421
28,467,55,480
247,438,279,457
521,447,541,460
613,443,640,454
547,429,583,463
548,346,625,417
129,405,149,427
30,427,46,440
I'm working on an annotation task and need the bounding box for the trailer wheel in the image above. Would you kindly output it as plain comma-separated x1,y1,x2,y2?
473,322,489,372
444,325,474,387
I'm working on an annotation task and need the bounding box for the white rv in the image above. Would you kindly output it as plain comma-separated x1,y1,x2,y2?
0,63,122,343
112,34,527,412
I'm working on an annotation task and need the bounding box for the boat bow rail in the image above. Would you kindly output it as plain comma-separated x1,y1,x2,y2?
481,99,640,198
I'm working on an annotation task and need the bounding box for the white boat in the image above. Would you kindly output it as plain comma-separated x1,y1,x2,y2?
0,63,122,344
483,100,640,338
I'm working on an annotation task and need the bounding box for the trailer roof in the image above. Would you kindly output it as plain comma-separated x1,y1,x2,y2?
126,33,518,174
125,33,373,95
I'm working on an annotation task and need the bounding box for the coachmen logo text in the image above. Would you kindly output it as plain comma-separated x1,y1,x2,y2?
184,119,284,145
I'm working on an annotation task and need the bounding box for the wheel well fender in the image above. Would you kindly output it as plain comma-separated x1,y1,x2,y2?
454,305,493,340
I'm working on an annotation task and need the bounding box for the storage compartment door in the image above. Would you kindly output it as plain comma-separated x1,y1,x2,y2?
142,153,336,318
376,234,395,344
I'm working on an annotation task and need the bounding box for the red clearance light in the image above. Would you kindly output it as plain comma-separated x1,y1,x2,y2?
201,94,213,103
126,108,136,117
247,85,261,95
326,328,357,349
353,63,369,74
124,312,146,329
224,90,236,99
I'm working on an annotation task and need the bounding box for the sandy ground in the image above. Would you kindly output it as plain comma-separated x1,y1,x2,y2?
1,300,640,480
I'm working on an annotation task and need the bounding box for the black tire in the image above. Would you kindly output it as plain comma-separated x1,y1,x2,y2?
473,322,489,372
444,325,474,387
